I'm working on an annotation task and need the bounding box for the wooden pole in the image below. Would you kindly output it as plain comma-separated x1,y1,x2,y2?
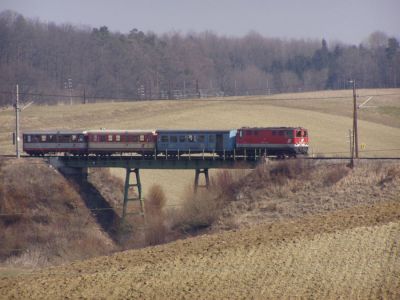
352,80,359,158
15,84,20,159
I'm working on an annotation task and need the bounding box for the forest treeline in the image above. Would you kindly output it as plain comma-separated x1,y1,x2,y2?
0,10,399,106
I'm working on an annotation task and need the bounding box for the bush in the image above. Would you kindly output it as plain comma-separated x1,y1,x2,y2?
323,165,350,186
170,187,224,234
144,185,167,246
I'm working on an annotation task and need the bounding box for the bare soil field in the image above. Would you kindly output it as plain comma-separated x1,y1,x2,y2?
1,89,399,205
1,199,399,299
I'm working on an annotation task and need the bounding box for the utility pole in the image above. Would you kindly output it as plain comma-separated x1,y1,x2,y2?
351,80,359,158
14,84,20,159
348,129,354,168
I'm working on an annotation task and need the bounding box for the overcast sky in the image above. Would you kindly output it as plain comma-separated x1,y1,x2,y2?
1,0,399,44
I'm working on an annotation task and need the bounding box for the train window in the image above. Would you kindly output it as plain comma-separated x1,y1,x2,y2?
170,136,178,143
108,135,113,142
198,135,205,143
179,135,185,143
78,135,84,142
27,135,31,142
296,131,302,137
188,135,195,142
131,135,139,142
139,135,145,142
209,135,215,143
93,135,98,142
239,130,243,138
41,135,47,142
72,135,77,142
48,135,56,142
116,135,121,142
100,135,106,142
161,136,169,143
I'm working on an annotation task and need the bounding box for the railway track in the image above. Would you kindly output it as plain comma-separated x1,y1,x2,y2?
1,154,400,161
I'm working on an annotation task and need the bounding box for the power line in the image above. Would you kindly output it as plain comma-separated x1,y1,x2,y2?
0,90,399,103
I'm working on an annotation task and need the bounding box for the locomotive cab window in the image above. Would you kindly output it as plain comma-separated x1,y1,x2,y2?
296,131,302,137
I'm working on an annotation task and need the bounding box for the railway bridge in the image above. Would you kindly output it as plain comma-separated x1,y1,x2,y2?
48,156,261,221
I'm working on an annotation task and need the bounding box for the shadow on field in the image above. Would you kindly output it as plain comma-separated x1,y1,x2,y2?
65,174,121,242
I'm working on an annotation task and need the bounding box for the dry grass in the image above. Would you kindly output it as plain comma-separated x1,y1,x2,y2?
218,160,400,229
168,187,223,233
88,168,124,210
144,185,167,246
0,158,115,267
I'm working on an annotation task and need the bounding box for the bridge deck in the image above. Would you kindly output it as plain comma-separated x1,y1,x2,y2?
52,156,261,169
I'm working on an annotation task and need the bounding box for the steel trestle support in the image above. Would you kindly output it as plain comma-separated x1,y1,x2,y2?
194,168,210,192
122,168,144,221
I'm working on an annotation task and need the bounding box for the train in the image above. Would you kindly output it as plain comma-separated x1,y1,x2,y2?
22,127,309,158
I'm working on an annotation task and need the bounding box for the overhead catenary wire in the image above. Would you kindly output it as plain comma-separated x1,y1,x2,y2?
0,90,399,103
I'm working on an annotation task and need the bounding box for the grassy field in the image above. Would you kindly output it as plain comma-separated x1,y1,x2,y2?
1,89,399,204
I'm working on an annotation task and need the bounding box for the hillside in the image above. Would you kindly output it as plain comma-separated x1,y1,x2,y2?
214,160,400,229
0,158,116,267
0,160,399,298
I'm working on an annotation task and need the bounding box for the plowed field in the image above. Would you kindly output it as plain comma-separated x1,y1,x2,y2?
1,200,399,299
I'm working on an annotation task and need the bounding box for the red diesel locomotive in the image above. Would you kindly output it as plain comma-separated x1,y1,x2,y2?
236,127,308,158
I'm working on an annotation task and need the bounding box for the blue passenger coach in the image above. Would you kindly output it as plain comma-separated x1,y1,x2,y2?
156,129,237,154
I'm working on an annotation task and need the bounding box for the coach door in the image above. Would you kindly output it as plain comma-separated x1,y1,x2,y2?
216,134,223,151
